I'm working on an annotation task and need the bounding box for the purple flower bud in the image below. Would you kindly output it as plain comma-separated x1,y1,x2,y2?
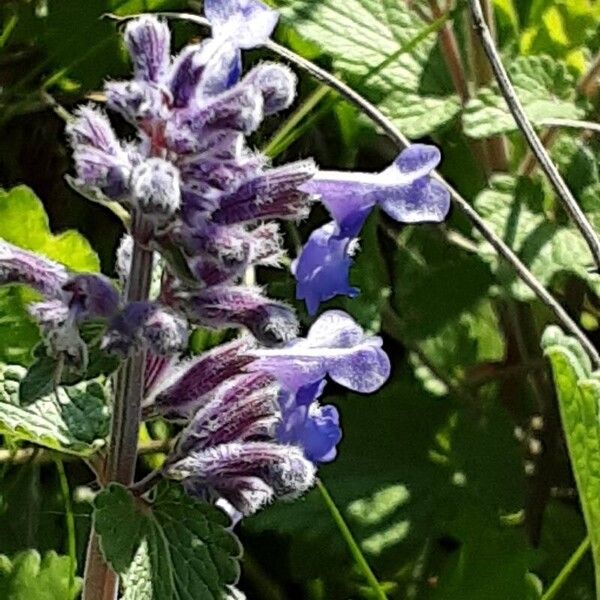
175,286,298,346
67,106,132,198
66,105,121,154
151,337,257,419
292,221,358,315
105,80,167,125
205,0,279,50
180,83,264,137
124,16,171,83
167,441,315,516
0,241,68,298
62,274,120,321
178,372,278,453
131,158,181,223
168,39,239,108
103,302,187,356
247,63,296,115
249,310,390,393
143,309,189,356
277,381,342,464
212,160,316,225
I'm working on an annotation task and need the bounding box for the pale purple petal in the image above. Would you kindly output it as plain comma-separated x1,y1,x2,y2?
392,143,441,180
205,0,279,49
378,177,451,223
300,174,376,237
329,345,390,393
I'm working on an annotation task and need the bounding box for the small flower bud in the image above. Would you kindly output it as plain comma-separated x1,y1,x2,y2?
131,158,181,223
142,309,189,356
175,286,298,346
167,441,315,516
62,274,120,321
102,302,187,357
124,16,171,83
247,63,296,115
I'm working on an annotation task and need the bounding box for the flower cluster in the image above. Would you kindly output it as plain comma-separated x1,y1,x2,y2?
0,0,449,519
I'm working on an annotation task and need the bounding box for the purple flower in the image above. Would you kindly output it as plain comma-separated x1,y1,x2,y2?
277,380,342,464
178,372,278,454
248,310,390,393
62,274,120,321
302,144,450,231
66,106,132,200
292,221,358,316
295,145,450,312
205,0,279,50
166,441,315,516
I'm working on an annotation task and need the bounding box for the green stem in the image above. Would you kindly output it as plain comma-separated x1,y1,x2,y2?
263,85,330,158
541,536,591,600
316,480,387,600
55,459,77,595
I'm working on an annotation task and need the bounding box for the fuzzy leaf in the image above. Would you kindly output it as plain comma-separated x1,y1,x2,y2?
277,0,460,137
473,175,600,299
542,325,600,589
0,364,109,455
95,483,242,600
463,56,586,138
0,186,100,272
0,550,81,600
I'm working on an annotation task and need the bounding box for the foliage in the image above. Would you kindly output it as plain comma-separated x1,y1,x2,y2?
1,0,600,599
94,483,241,599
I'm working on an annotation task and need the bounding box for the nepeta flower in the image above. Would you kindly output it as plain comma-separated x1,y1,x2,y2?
295,145,451,313
248,310,390,393
277,380,342,464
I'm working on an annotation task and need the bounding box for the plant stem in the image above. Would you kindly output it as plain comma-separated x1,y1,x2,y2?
541,536,591,600
83,238,154,600
316,479,388,600
469,0,600,273
55,458,77,595
466,0,509,171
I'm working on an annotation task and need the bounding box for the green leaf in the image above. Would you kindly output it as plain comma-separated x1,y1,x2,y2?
0,550,81,600
276,0,460,137
463,56,586,138
0,186,100,272
520,0,600,74
0,287,41,366
542,325,600,591
0,364,109,456
473,175,600,299
95,483,242,600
